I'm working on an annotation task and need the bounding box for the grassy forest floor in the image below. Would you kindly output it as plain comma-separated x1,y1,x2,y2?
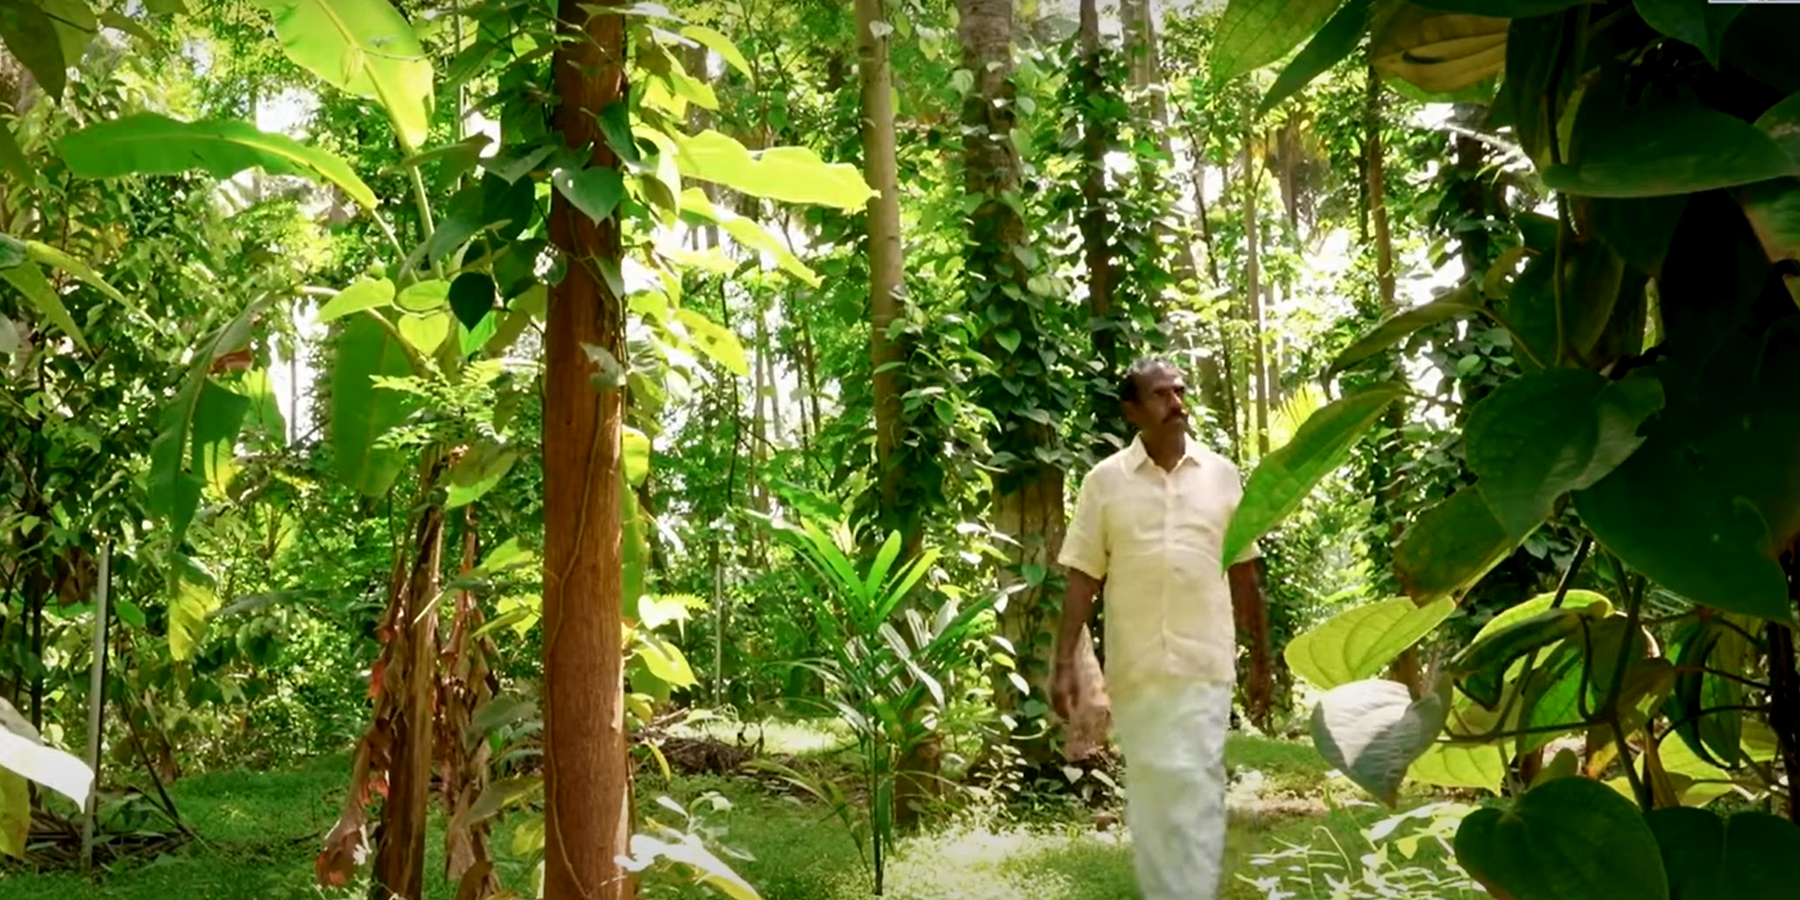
2,722,1440,900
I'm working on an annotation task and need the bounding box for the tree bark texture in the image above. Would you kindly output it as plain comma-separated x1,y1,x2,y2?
1078,0,1119,453
544,2,634,898
857,0,909,524
1242,123,1270,457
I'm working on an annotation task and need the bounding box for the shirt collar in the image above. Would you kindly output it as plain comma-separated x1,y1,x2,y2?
1126,432,1204,472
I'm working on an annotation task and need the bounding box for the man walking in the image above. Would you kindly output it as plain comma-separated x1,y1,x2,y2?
1050,357,1272,900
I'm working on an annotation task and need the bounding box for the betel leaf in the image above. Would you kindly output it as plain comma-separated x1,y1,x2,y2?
1310,678,1449,807
679,187,819,285
1393,485,1518,601
397,310,450,356
1455,775,1669,900
1662,620,1747,769
0,0,66,99
672,130,873,210
1634,0,1742,67
1648,808,1800,900
446,439,516,509
0,697,92,817
1448,606,1598,710
59,113,378,209
675,308,749,376
1408,741,1507,794
1261,0,1371,114
1475,589,1613,643
250,0,434,151
1326,284,1484,377
1283,596,1456,690
1209,0,1347,85
317,277,395,322
552,164,626,223
330,312,418,496
1464,369,1663,540
448,272,496,331
1573,435,1791,622
1371,5,1507,95
1221,384,1403,569
1544,98,1798,198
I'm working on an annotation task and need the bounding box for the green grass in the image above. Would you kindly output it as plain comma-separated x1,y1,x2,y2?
0,731,1418,900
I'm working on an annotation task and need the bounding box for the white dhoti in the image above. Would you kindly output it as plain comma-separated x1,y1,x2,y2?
1111,679,1231,900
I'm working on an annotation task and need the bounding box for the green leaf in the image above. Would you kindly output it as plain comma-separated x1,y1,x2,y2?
1456,775,1669,900
679,24,753,80
0,771,24,858
23,240,126,304
1573,435,1792,622
597,101,641,165
679,187,819,285
1545,99,1797,198
1393,485,1518,601
1222,384,1404,568
1284,596,1455,690
318,277,395,322
1371,6,1508,96
398,311,451,355
1408,741,1507,794
146,302,260,546
1310,678,1449,806
59,113,378,210
0,123,30,184
249,0,434,151
446,440,516,509
1475,589,1614,644
168,577,217,663
1663,620,1748,769
1448,606,1596,710
635,632,697,689
1590,195,1688,277
1465,370,1663,540
1649,808,1800,900
448,272,495,330
623,425,651,489
397,278,449,312
553,164,625,224
1260,0,1372,114
0,696,92,810
675,308,748,376
0,259,85,350
1327,283,1484,376
42,0,96,72
672,129,874,210
1634,0,1742,67
1210,0,1347,84
330,312,418,496
0,0,68,99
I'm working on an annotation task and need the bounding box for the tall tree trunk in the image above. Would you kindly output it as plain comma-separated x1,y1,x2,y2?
1185,125,1243,459
1242,122,1270,457
859,0,909,529
961,0,1067,771
1079,0,1118,453
543,2,633,898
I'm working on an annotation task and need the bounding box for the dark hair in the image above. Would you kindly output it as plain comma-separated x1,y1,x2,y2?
1118,357,1175,405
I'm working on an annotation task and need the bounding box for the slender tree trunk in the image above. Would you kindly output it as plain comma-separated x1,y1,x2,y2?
859,0,909,529
1186,127,1244,458
1242,122,1270,457
1079,0,1118,452
543,2,633,898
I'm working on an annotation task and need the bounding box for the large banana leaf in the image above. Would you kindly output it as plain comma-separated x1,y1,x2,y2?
251,0,435,151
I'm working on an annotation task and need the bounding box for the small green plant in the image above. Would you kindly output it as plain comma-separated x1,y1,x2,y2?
751,517,995,896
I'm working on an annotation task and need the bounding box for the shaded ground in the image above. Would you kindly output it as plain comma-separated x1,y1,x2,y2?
1,723,1421,900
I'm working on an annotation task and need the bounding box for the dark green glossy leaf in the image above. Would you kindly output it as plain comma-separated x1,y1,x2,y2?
448,272,496,330
1634,0,1742,67
1590,195,1688,277
1649,808,1800,900
1465,369,1663,540
1222,384,1405,568
1497,13,1569,166
59,113,377,209
597,100,641,165
1327,283,1484,376
1448,606,1594,710
552,164,625,223
1393,485,1518,601
1663,620,1747,769
1259,0,1371,114
330,312,419,496
1455,775,1670,900
1574,435,1791,622
1545,99,1797,198
1283,596,1456,690
1210,0,1347,84
1310,678,1449,806
1723,7,1800,94
0,0,67,99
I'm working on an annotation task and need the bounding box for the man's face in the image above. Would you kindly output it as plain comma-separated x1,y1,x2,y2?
1123,365,1188,436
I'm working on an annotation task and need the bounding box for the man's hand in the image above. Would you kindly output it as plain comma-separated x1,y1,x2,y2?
1229,558,1274,731
1051,569,1103,722
1051,655,1079,721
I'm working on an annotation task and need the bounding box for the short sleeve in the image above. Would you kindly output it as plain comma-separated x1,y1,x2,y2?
1058,468,1108,580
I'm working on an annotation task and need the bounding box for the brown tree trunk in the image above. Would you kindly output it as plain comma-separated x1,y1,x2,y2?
1079,0,1117,443
543,2,633,898
859,0,908,525
1242,121,1270,457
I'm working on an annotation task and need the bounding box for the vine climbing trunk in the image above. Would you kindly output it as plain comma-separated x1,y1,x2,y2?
543,2,633,898
960,0,1067,772
1078,0,1118,451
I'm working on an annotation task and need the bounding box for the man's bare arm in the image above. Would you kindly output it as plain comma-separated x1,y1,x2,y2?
1055,568,1103,665
1229,558,1274,727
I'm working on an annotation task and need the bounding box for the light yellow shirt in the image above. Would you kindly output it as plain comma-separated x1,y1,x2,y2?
1057,434,1257,698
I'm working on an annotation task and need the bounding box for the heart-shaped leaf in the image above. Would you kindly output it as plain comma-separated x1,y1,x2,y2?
1455,775,1669,900
1310,678,1449,806
1284,596,1455,690
1648,808,1800,900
